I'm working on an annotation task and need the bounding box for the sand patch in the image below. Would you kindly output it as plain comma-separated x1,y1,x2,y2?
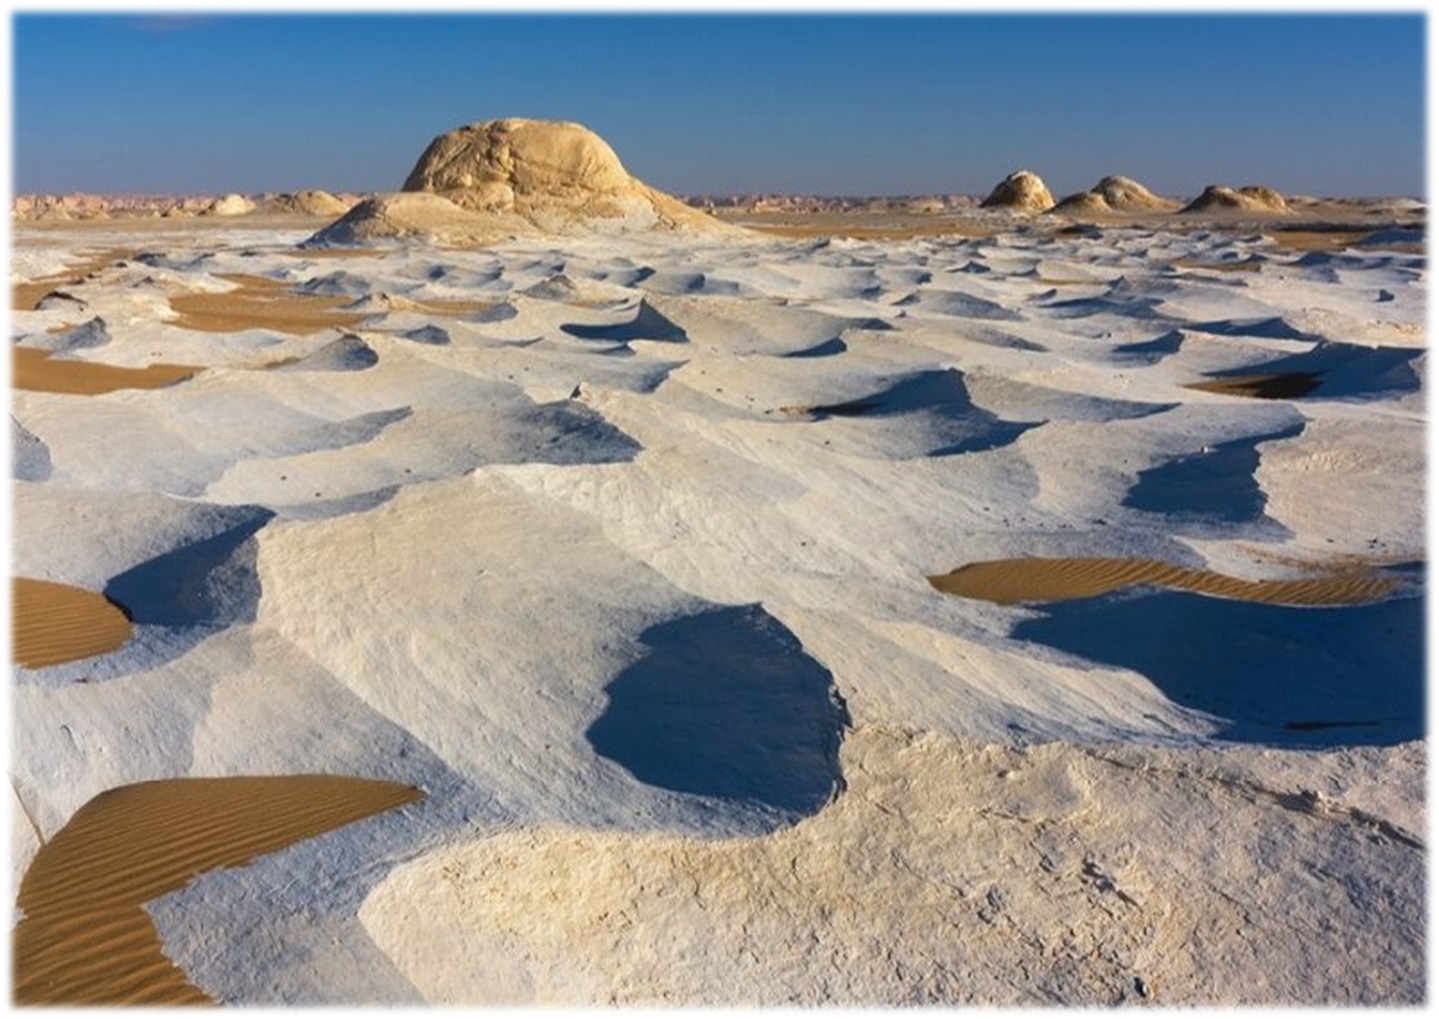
12,577,134,668
927,556,1398,607
1263,230,1372,253
1170,258,1264,274
13,775,422,1005
13,346,197,395
1186,372,1323,399
12,248,135,311
168,274,367,334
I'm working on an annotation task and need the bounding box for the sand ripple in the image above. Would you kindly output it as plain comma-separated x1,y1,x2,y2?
12,577,134,668
13,775,422,1005
928,556,1399,607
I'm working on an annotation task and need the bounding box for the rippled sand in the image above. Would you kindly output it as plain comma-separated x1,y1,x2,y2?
13,775,422,1005
927,556,1400,606
12,578,133,667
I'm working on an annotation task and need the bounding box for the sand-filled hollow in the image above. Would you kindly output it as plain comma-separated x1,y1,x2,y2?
13,347,198,395
927,556,1400,607
168,274,367,334
11,248,135,311
13,775,423,1005
12,577,134,668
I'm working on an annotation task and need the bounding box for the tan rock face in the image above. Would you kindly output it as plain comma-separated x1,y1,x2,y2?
403,118,633,209
980,170,1055,213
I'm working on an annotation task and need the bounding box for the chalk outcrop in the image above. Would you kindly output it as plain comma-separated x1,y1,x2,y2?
1180,184,1290,215
980,170,1055,213
264,190,354,217
204,193,256,217
1050,175,1179,216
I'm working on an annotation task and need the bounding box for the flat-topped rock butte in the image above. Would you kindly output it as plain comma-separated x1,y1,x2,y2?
9,116,1426,1006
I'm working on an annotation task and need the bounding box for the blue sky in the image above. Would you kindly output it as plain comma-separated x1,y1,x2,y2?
11,13,1427,198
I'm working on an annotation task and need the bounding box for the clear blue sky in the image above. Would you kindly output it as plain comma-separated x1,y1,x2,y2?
11,13,1427,198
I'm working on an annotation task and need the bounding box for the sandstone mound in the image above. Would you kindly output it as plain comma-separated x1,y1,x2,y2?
979,170,1054,213
1180,184,1290,215
204,193,256,217
400,117,727,236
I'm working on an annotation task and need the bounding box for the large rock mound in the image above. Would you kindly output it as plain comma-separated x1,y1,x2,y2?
979,170,1054,213
1180,184,1290,215
395,117,727,236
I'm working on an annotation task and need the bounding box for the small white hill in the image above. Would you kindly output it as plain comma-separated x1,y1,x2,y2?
204,193,256,217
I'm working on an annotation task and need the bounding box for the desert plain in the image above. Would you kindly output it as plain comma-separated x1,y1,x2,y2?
7,119,1427,1005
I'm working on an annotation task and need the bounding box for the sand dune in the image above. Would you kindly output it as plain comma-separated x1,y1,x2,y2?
11,577,134,668
928,555,1400,606
13,775,422,1004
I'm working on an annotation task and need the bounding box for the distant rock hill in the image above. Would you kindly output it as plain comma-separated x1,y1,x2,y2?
1051,175,1180,215
1180,184,1290,214
980,170,1055,213
309,118,734,246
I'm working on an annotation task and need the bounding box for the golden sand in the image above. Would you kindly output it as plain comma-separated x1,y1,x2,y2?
168,274,366,335
13,775,423,1005
12,578,134,668
12,248,135,311
13,347,198,396
1186,372,1322,400
927,556,1399,607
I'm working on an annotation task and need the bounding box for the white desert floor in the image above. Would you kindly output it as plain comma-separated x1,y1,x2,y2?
8,218,1427,1004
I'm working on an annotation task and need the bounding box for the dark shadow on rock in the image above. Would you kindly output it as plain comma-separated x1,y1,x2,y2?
892,289,1021,321
12,416,52,481
1014,586,1424,748
1185,316,1316,341
276,334,378,372
1195,341,1423,401
1113,329,1186,364
516,400,644,465
782,336,848,359
560,300,688,344
1123,421,1305,524
400,325,449,346
586,603,849,818
797,369,1041,458
34,317,111,354
104,510,275,628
